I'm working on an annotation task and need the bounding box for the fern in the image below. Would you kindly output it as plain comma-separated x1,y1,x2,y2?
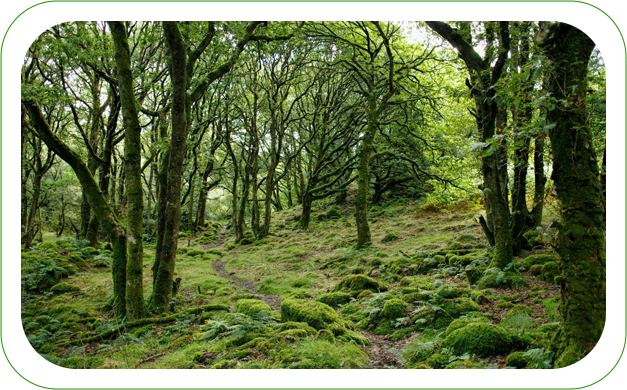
523,348,554,369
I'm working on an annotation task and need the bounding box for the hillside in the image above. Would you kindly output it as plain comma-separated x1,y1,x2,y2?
21,198,561,369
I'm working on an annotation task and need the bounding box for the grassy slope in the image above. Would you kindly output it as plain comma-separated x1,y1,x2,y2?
21,198,562,369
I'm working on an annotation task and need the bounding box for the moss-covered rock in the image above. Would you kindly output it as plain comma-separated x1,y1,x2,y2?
426,352,449,369
476,268,527,289
235,299,275,318
381,232,400,243
528,264,543,276
399,275,434,290
441,323,528,357
277,339,368,369
380,299,408,320
505,351,530,368
541,262,559,283
50,282,80,294
280,299,338,330
414,298,480,329
316,329,335,342
317,292,352,308
186,249,205,257
522,254,559,269
333,274,388,294
444,315,489,337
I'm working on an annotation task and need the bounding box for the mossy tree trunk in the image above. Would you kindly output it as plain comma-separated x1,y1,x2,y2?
23,100,128,318
354,103,378,248
150,21,189,312
427,21,513,268
542,23,605,368
109,21,146,321
530,135,546,227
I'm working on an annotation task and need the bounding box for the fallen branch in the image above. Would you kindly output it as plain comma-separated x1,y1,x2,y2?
135,352,166,368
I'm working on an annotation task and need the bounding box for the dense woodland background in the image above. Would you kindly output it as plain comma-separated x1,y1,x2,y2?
20,21,605,369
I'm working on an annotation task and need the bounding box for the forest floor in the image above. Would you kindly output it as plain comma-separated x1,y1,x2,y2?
21,197,563,369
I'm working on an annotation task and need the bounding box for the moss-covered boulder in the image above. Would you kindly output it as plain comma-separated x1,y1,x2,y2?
280,299,338,330
522,254,559,269
380,299,408,320
333,274,388,295
528,264,543,276
277,339,369,369
505,351,531,368
316,329,336,342
476,268,527,289
235,299,276,318
381,232,400,243
50,282,80,294
441,323,528,357
317,292,352,308
444,315,489,337
541,262,559,283
399,275,434,290
414,298,480,329
325,206,342,219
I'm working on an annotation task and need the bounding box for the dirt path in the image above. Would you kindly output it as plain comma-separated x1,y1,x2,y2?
362,332,418,369
212,259,282,311
201,226,228,249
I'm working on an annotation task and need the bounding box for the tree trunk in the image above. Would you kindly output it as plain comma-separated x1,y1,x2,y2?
354,104,377,248
23,173,42,249
530,135,546,226
150,22,189,313
110,21,146,321
542,23,605,368
23,100,128,318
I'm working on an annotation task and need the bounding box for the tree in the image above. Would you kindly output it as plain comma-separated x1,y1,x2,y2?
541,22,605,368
426,21,513,268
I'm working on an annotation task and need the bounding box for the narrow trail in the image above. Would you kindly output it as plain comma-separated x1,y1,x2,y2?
206,226,282,312
204,225,410,368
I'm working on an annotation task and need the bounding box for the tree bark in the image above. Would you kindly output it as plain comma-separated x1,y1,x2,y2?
530,135,546,227
150,21,189,312
23,100,128,318
110,21,146,321
542,23,605,368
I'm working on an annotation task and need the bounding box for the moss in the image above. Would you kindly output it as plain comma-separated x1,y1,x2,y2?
445,316,488,337
381,232,400,243
448,254,476,268
495,301,515,310
186,249,205,257
380,299,408,320
522,254,559,269
389,327,415,341
528,264,543,276
399,276,434,290
444,360,485,369
60,355,105,369
316,329,336,342
357,290,373,299
280,299,338,330
277,321,317,335
541,262,559,283
333,274,388,294
50,282,81,294
317,292,352,308
278,339,369,369
476,268,527,289
505,351,530,368
374,318,395,335
426,352,449,369
235,299,275,318
325,206,342,219
441,323,528,357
